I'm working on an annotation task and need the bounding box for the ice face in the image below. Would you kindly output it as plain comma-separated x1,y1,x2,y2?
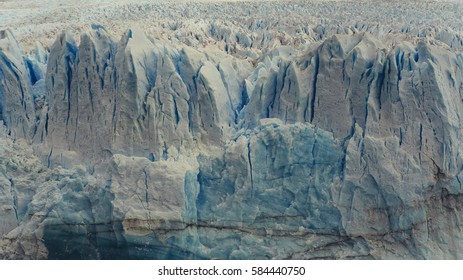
1,0,463,260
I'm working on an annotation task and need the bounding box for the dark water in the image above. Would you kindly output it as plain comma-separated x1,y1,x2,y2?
43,223,202,260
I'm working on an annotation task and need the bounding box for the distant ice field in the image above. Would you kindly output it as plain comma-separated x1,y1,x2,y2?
1,0,462,53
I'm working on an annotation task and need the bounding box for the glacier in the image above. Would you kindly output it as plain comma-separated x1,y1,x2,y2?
1,0,463,259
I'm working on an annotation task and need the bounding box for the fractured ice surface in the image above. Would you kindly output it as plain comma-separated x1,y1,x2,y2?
1,0,463,259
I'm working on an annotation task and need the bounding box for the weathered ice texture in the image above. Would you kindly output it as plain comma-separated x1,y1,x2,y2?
1,0,463,260
32,26,251,166
0,30,36,139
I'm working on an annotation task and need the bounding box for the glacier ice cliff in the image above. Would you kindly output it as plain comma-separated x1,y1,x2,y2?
1,9,463,259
